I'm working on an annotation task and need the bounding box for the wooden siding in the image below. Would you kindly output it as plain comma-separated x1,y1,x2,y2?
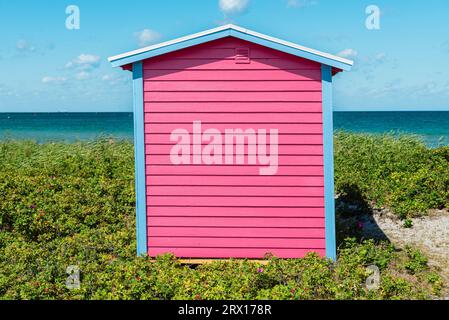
143,37,325,259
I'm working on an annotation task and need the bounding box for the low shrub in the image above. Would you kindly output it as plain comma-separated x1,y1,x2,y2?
1,236,441,300
403,246,429,275
0,138,445,300
335,132,449,218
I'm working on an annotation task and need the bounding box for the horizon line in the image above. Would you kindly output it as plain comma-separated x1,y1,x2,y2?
1,108,449,113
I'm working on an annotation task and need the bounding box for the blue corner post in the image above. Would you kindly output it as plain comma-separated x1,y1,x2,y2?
132,61,147,256
322,64,336,261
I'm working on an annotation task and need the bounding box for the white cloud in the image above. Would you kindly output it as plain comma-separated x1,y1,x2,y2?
15,39,54,57
366,52,396,68
337,48,358,59
16,39,35,52
219,0,249,14
66,53,101,70
75,71,90,80
287,0,317,8
134,29,160,47
442,40,449,53
42,76,68,84
374,52,387,62
0,84,14,96
102,73,129,86
76,54,100,65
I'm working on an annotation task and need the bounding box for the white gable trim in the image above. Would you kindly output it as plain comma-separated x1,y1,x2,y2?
108,24,353,71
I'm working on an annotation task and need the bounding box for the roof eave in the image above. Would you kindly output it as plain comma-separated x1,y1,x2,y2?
108,24,353,72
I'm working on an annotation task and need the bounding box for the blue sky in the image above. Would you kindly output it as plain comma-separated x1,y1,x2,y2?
0,0,448,112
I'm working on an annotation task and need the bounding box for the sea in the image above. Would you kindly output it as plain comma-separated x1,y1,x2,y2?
0,112,449,148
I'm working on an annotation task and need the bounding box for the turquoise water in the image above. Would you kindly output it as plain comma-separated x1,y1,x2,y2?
334,111,449,147
0,113,134,142
0,112,449,147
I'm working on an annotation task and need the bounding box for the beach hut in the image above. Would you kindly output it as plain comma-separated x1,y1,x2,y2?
109,24,353,260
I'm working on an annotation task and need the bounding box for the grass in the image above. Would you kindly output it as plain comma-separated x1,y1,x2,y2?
0,134,447,300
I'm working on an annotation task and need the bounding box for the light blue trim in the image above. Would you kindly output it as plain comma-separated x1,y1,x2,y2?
110,27,352,71
111,30,231,68
322,64,337,261
132,61,147,256
229,30,351,71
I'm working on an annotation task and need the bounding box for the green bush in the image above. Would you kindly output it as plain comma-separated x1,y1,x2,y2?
403,246,429,275
335,132,449,218
0,138,445,300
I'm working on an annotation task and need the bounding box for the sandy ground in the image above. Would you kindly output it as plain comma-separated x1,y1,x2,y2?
358,209,449,291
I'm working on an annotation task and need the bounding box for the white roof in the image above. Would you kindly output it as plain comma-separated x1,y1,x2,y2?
108,24,353,71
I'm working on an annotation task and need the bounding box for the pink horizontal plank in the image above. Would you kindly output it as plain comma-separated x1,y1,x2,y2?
146,165,324,176
143,37,320,62
203,38,311,55
146,46,311,61
148,42,321,64
197,37,270,47
147,247,325,259
146,144,323,156
145,91,322,102
148,227,325,238
147,207,324,218
144,112,322,124
147,205,324,218
146,155,323,166
147,206,324,217
143,69,321,81
184,38,320,61
148,237,325,249
147,185,324,197
146,175,324,186
145,123,323,134
145,102,323,113
146,134,324,145
146,206,324,217
148,217,325,228
202,38,268,49
143,58,320,71
147,196,324,207
149,47,237,60
144,81,321,92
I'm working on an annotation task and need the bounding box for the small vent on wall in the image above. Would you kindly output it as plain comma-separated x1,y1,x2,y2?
235,48,251,64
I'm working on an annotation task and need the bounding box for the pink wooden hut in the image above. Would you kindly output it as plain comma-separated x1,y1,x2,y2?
109,25,353,260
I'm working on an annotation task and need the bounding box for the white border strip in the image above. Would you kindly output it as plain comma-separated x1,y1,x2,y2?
108,24,353,67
